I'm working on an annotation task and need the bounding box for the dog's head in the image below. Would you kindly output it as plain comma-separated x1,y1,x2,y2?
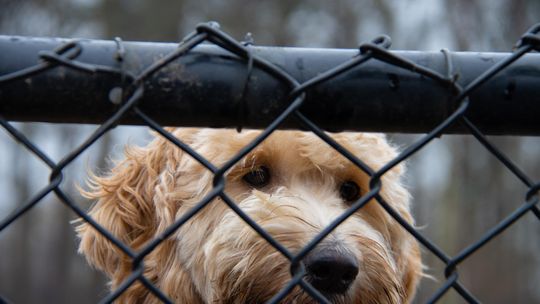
77,128,421,303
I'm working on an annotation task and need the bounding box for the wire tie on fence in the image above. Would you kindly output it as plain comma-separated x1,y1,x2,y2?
109,37,127,106
114,37,126,62
440,48,463,138
440,48,460,84
242,32,254,46
237,39,254,132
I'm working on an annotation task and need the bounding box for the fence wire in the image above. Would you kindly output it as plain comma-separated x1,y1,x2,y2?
1,22,540,303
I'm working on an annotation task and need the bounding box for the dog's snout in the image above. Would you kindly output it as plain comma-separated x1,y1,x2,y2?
304,249,359,295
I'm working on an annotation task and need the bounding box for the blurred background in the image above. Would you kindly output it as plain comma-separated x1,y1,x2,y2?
1,0,540,303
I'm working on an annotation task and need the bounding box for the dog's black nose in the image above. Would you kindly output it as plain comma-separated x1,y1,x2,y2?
304,249,359,295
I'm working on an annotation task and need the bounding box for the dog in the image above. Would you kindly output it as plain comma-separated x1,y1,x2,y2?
77,128,421,303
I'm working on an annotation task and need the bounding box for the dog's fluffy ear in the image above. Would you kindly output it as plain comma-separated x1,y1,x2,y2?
366,137,422,303
76,128,194,284
341,132,422,302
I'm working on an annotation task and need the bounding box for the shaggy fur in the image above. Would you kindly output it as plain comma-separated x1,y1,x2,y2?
77,128,421,303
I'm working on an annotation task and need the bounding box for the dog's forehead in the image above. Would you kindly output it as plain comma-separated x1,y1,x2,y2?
229,130,377,170
192,129,322,150
184,128,393,172
189,128,382,149
229,130,354,155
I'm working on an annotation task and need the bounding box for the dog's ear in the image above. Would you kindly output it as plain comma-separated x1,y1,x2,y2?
362,135,422,303
76,128,196,283
340,132,422,302
392,225,422,303
370,140,422,304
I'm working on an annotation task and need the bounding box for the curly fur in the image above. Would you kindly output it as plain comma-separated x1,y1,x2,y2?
77,128,422,303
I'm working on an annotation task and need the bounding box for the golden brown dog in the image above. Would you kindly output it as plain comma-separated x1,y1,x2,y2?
77,128,421,303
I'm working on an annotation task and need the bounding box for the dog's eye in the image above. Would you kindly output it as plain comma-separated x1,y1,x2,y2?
243,166,271,188
340,181,361,202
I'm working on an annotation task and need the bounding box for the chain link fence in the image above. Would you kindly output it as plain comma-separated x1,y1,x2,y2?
1,22,540,303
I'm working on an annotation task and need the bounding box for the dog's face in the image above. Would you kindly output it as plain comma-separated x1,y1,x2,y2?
77,128,421,304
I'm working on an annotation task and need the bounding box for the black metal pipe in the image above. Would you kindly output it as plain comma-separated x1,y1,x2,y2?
0,35,539,135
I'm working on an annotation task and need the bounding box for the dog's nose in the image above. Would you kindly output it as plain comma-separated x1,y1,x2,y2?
304,249,359,295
